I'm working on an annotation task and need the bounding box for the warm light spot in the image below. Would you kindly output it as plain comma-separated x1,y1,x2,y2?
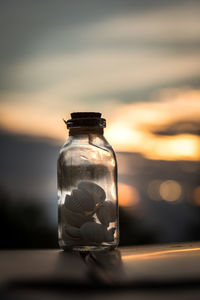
151,134,199,161
106,124,143,152
106,125,199,160
147,180,162,201
159,180,182,202
122,247,200,261
118,182,140,207
166,135,199,158
193,186,200,206
107,125,133,143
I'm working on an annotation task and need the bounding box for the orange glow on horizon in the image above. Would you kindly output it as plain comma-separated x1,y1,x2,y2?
106,89,200,161
0,89,199,160
106,90,200,161
106,129,199,161
0,103,66,141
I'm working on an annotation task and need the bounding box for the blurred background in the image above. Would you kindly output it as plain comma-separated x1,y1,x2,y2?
0,0,199,249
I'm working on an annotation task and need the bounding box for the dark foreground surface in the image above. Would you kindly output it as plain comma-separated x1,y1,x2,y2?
0,242,200,300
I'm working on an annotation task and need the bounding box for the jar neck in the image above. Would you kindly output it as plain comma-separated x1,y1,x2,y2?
69,127,104,136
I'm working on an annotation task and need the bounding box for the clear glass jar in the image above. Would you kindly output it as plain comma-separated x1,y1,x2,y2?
57,112,119,251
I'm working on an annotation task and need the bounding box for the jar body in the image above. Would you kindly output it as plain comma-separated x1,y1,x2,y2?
57,133,119,251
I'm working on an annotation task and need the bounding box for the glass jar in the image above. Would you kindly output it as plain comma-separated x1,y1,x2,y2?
57,112,119,251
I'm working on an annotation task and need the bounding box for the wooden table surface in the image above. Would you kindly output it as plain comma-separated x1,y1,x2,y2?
0,242,200,300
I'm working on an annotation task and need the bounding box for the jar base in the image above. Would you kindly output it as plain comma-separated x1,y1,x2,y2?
61,244,117,252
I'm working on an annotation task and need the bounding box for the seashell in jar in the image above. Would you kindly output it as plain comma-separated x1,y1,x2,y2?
72,188,95,212
63,239,83,247
63,207,95,227
78,181,106,204
96,205,110,227
80,222,115,243
64,224,81,238
62,230,83,246
64,194,83,213
96,200,116,227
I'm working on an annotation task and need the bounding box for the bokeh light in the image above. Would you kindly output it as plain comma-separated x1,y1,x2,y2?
118,182,140,207
159,180,182,202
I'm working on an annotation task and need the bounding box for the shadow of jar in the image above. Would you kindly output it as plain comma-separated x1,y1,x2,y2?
82,249,125,285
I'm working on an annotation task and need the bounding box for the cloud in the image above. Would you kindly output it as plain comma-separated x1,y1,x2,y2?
0,1,200,161
152,121,200,136
1,1,200,107
105,89,200,160
89,2,200,43
107,89,200,130
2,47,200,104
0,88,199,161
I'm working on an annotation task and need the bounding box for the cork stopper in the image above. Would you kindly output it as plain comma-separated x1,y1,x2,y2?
65,112,106,129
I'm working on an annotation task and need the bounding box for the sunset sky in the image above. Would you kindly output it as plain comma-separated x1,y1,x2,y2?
0,0,199,160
